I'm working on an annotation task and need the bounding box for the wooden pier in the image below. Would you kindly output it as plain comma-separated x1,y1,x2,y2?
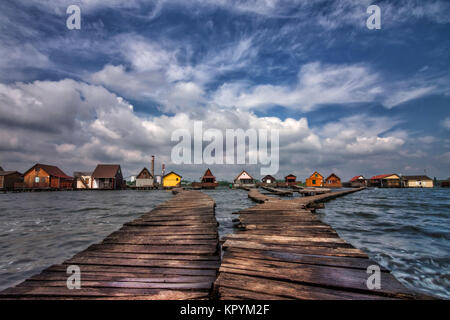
214,188,429,299
294,186,331,196
261,186,293,196
0,191,219,300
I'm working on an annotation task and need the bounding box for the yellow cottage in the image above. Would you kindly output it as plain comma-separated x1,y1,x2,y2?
162,171,182,188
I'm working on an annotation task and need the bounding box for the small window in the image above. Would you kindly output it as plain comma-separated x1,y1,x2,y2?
312,180,316,184
35,177,40,183
176,178,179,181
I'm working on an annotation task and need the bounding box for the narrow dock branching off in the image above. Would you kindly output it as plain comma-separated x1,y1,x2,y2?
215,187,432,300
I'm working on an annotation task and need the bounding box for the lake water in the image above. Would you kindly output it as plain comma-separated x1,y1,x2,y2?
0,188,448,298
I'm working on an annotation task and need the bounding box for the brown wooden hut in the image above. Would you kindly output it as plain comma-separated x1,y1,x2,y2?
136,167,154,188
91,164,123,190
325,173,342,188
0,170,23,190
349,175,367,187
369,174,401,188
261,175,276,184
193,168,218,189
23,164,73,189
285,174,297,187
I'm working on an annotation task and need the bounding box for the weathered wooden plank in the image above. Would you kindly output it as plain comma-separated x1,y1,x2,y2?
224,248,388,271
0,287,210,299
88,243,218,255
28,272,216,283
73,251,220,261
222,239,367,258
19,280,214,290
66,256,220,269
216,273,395,300
219,257,413,297
48,264,218,276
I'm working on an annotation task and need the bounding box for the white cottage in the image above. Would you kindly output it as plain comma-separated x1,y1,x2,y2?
234,170,255,187
135,167,154,188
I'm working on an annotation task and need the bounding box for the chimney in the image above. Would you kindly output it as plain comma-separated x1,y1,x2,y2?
162,163,165,177
151,155,155,178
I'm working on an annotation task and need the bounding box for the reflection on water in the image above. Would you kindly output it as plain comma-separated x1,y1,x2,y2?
0,187,448,298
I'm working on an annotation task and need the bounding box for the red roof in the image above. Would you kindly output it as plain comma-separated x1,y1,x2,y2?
370,174,396,180
202,168,215,179
349,175,365,182
25,164,72,179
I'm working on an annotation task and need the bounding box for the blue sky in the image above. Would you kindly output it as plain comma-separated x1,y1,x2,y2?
0,0,449,181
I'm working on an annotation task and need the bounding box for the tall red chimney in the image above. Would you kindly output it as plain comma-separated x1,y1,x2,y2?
151,155,155,178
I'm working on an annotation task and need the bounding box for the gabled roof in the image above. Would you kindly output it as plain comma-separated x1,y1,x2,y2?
0,166,3,171
262,175,276,181
136,167,153,179
202,168,215,179
25,164,72,179
73,172,92,178
0,171,22,177
402,175,432,181
234,170,254,181
92,164,121,179
285,174,296,179
163,171,182,179
326,173,340,181
308,171,323,179
370,174,399,180
349,175,365,182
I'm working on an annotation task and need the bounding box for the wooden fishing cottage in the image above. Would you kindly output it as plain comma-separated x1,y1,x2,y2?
91,164,123,190
0,169,23,191
136,167,154,188
73,172,93,189
369,174,401,188
234,170,255,188
306,171,324,187
162,171,182,188
325,173,342,188
402,175,433,188
285,174,297,187
23,164,73,190
261,175,276,185
349,175,367,187
192,168,218,189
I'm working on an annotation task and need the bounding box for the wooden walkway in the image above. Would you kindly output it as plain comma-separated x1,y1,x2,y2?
0,191,219,300
214,188,428,299
261,186,293,196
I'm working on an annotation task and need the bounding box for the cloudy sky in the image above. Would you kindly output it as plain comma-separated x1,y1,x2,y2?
0,0,449,181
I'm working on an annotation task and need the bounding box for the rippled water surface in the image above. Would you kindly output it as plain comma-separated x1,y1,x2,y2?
317,188,449,298
0,190,173,291
0,187,448,298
